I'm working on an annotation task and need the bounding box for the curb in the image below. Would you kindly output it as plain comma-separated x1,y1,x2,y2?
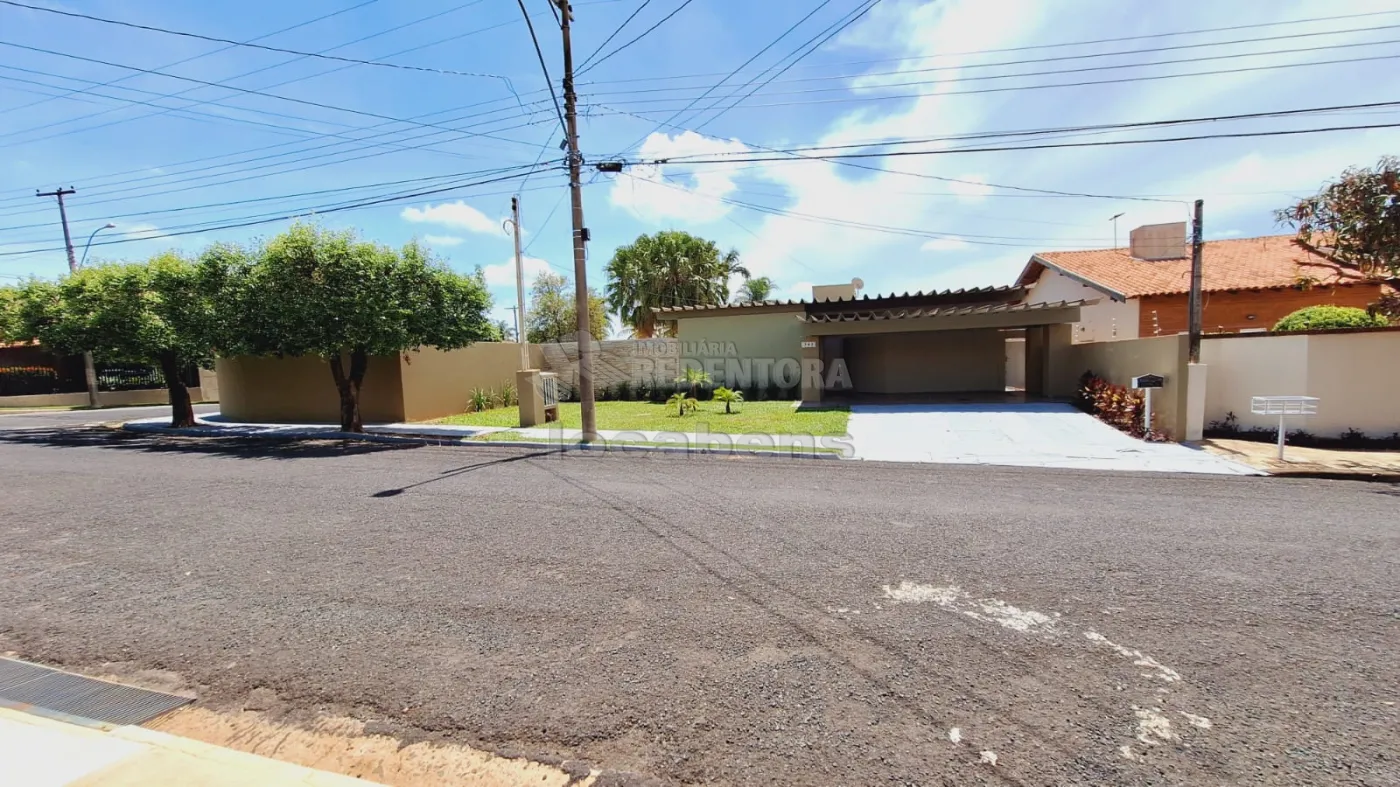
119,422,846,460
1260,470,1400,483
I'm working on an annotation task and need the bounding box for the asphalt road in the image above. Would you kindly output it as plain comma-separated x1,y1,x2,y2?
0,403,219,431
0,429,1395,786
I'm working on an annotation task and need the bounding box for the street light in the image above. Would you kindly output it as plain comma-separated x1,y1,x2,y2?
79,222,116,268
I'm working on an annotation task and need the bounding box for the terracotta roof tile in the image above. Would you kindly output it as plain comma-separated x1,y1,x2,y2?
1022,234,1375,298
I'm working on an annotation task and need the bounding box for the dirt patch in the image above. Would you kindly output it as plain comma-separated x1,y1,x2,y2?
149,707,596,787
1203,438,1400,479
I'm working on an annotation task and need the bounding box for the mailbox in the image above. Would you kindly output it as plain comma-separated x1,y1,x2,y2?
1131,374,1165,389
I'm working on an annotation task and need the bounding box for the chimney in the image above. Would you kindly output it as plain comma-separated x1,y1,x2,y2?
1128,221,1188,260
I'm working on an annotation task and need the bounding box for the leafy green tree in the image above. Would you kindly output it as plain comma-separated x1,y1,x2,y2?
493,318,516,342
713,386,744,414
1277,156,1400,277
734,276,775,304
0,285,21,343
13,254,220,427
219,224,493,432
606,230,748,337
1273,305,1388,332
525,271,609,343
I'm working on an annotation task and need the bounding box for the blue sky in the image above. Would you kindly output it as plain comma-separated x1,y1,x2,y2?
2,0,1399,335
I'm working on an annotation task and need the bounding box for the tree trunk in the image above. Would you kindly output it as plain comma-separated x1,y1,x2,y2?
328,348,368,433
158,352,195,428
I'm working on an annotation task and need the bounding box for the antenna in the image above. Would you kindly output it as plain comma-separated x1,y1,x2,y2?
1109,212,1126,251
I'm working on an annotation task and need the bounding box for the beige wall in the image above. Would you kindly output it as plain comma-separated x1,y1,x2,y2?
0,386,210,409
398,343,534,422
846,329,1006,394
676,311,805,386
1202,331,1400,437
1059,334,1190,440
1028,268,1138,343
217,354,405,424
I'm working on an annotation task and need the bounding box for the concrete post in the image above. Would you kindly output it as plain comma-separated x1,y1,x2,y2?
517,369,545,427
799,336,822,405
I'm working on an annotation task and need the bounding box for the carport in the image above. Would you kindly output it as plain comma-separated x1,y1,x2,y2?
797,292,1088,405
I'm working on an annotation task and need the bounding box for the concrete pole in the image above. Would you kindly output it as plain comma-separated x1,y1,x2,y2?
510,196,529,370
37,187,100,408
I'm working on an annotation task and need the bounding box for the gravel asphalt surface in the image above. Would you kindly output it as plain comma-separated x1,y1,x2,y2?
0,404,218,431
0,428,1396,785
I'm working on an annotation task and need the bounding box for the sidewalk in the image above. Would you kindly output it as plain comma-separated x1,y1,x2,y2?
0,706,381,786
1203,438,1400,480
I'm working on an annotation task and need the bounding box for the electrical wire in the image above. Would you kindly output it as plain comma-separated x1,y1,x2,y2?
0,0,516,84
694,0,883,132
576,0,652,73
576,0,697,76
516,0,568,135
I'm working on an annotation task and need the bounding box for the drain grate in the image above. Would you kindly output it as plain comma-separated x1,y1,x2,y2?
0,657,192,726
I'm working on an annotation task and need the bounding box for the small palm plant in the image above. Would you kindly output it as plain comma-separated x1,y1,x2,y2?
667,390,698,416
713,386,743,414
674,367,712,399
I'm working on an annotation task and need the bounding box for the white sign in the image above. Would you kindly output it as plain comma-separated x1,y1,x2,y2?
800,340,817,349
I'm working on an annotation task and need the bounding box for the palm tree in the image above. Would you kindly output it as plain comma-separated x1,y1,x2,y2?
734,276,775,304
713,386,744,414
606,231,748,337
675,367,711,399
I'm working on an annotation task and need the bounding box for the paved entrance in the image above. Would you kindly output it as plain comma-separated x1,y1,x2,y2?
847,402,1258,474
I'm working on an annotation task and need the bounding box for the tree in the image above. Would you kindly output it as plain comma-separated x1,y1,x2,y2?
13,254,220,427
0,285,20,343
219,224,493,432
525,271,609,343
667,390,697,416
675,366,711,398
606,230,748,337
1273,305,1388,332
713,386,744,414
1276,156,1400,278
734,276,775,304
493,318,516,342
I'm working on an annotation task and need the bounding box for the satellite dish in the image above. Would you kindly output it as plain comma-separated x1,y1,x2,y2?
851,277,864,292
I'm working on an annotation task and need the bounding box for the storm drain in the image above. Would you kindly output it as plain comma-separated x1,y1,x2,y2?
0,657,192,726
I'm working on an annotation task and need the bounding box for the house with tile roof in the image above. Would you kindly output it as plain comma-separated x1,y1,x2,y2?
1015,223,1390,343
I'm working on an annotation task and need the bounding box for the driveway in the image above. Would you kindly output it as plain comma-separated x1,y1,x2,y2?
847,402,1257,474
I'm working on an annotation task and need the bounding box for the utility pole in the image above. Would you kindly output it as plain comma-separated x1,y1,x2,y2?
1187,199,1204,364
505,305,520,343
556,0,597,441
36,187,100,409
508,196,529,369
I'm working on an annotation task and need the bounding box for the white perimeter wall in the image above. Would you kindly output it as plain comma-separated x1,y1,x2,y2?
1202,330,1400,437
1028,268,1139,343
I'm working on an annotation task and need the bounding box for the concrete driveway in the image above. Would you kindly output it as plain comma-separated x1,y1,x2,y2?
847,402,1258,474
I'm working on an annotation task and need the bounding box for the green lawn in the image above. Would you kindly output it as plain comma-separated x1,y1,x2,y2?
432,400,850,436
472,430,844,454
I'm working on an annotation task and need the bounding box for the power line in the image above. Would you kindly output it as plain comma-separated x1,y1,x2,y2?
516,0,568,135
611,0,836,155
694,0,883,132
576,0,652,73
582,23,1400,97
594,52,1400,113
0,0,382,116
575,0,697,76
654,100,1400,161
0,0,517,87
0,163,564,259
642,121,1400,166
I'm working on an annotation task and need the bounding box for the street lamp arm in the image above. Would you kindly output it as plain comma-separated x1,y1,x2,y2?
79,222,116,268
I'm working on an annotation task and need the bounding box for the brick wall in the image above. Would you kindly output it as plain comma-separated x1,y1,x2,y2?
1137,283,1384,336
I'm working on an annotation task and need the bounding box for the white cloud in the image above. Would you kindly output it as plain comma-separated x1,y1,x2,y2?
120,223,166,241
609,131,753,223
423,234,465,247
481,254,552,289
948,177,992,201
400,201,501,235
921,238,971,252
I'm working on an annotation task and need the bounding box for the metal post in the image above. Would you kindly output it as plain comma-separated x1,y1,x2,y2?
1143,388,1152,435
1277,413,1287,461
1188,199,1204,364
509,196,529,370
37,187,100,409
557,0,597,441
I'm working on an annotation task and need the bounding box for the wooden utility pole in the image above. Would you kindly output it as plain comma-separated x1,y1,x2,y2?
509,196,529,369
556,0,597,441
36,187,100,408
1188,199,1204,363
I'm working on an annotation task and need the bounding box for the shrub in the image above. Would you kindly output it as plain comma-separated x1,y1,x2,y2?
1077,373,1166,441
1273,305,1388,332
468,386,496,413
666,390,698,416
713,386,744,414
499,381,518,407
